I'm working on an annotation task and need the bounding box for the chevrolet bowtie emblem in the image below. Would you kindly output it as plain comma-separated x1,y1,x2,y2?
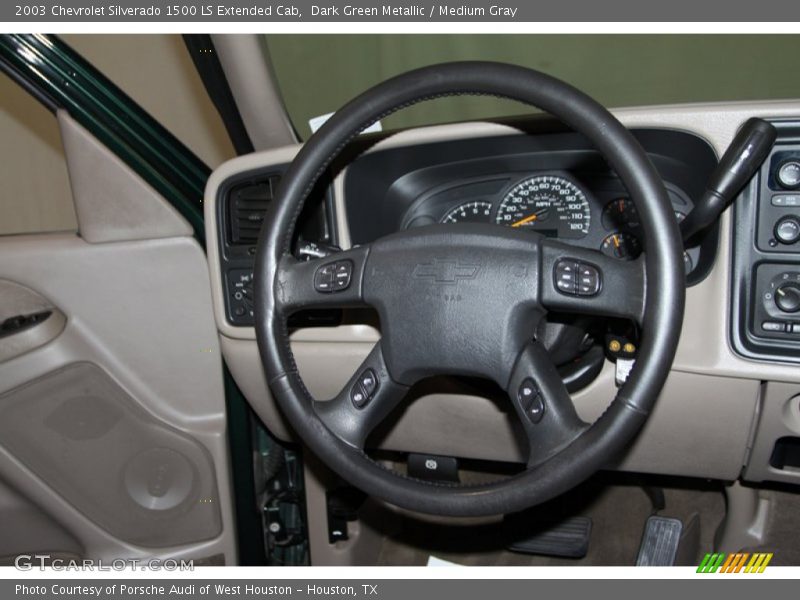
412,259,481,284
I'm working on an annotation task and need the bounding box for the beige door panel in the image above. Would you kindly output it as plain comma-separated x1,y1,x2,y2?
0,233,236,563
0,107,236,563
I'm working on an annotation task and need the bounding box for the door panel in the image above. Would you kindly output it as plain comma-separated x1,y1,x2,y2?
0,478,82,566
0,233,236,563
0,97,236,562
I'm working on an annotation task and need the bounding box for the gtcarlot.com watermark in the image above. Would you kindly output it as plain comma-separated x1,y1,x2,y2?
14,554,194,571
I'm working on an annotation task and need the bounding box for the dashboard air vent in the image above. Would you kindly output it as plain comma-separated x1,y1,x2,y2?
228,175,280,245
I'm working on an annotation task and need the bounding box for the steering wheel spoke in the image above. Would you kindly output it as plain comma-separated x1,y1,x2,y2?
275,246,371,314
508,340,588,467
540,240,646,325
314,343,410,449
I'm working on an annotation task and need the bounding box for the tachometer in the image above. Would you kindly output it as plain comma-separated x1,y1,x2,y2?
441,200,493,224
495,175,590,238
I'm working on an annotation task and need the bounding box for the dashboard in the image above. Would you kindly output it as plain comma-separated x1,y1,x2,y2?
204,102,800,492
343,126,718,286
731,120,800,363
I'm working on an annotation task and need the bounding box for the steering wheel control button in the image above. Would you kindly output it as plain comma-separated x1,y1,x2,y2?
577,264,601,296
518,378,545,424
360,369,378,397
333,260,353,290
774,216,800,245
351,369,379,408
314,263,336,292
315,260,354,293
350,383,369,408
554,260,578,294
554,259,601,297
775,283,800,313
777,160,800,189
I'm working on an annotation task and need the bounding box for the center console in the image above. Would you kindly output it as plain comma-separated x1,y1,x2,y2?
732,119,800,489
732,120,800,362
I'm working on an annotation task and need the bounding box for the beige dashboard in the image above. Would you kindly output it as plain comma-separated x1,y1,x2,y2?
205,100,800,487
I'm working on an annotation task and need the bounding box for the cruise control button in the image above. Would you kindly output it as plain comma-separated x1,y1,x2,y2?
314,263,336,293
518,378,545,424
350,383,369,408
527,395,545,424
359,369,378,397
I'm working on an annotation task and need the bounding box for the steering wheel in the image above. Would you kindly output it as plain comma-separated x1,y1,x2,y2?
254,62,684,517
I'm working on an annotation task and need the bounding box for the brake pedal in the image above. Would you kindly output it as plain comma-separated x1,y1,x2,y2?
508,516,592,558
636,515,683,566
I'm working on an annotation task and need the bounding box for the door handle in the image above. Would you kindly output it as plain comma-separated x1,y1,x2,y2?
0,310,52,340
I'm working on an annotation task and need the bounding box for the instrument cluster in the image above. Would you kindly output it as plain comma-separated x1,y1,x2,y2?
402,171,695,272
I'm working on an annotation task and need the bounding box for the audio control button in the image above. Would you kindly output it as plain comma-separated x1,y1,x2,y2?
762,321,788,333
775,216,800,245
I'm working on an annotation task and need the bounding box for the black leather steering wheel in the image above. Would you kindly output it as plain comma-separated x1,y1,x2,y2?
254,62,684,517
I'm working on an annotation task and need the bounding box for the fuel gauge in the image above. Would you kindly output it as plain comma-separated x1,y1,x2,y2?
601,232,642,260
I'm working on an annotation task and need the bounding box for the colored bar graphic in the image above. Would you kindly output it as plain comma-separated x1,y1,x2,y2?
697,552,773,573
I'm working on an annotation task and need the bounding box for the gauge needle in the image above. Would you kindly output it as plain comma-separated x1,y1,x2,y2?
612,235,621,248
511,214,538,228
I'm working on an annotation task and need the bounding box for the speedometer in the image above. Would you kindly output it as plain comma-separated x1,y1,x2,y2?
495,175,590,239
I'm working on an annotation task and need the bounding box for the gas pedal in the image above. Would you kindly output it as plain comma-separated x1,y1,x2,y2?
636,516,683,566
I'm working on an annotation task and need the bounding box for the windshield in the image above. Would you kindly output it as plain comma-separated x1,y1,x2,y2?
266,34,800,139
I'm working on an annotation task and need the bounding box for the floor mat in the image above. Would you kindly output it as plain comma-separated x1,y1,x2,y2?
374,476,725,566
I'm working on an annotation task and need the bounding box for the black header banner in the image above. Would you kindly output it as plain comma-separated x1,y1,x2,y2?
4,0,800,22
